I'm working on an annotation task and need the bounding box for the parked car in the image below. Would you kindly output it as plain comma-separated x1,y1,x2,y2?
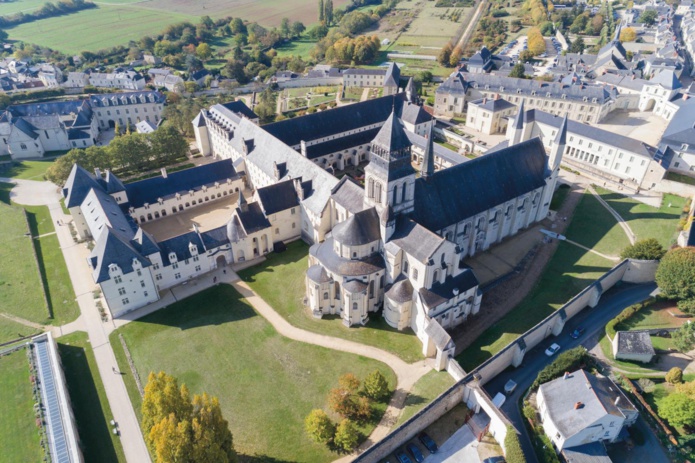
504,379,518,394
545,343,561,356
569,327,585,339
407,443,424,463
396,450,412,463
483,457,506,463
492,392,506,408
419,432,438,453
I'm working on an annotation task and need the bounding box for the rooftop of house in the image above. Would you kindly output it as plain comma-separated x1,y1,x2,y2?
615,330,656,356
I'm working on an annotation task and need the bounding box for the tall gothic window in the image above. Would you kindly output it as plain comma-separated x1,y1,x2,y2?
401,184,407,202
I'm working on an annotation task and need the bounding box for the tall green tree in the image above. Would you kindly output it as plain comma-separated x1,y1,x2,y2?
509,63,527,78
658,393,695,428
638,10,657,26
280,17,291,38
305,409,336,444
656,248,695,301
324,0,334,26
319,0,324,22
334,419,359,451
620,238,666,261
363,370,390,401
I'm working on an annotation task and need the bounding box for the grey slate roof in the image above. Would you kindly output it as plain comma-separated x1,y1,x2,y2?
331,176,366,215
307,264,331,283
539,370,635,440
390,217,444,263
158,231,205,267
220,100,258,120
372,110,412,154
412,137,548,232
343,279,368,293
88,91,165,108
656,99,695,148
256,179,299,215
309,238,385,276
418,269,479,309
123,160,239,208
200,225,229,250
405,130,464,167
562,442,611,463
304,128,379,160
650,69,682,90
89,228,149,283
235,202,271,235
332,208,381,246
437,72,467,96
424,320,453,350
469,97,516,112
63,164,102,208
385,276,413,303
383,62,401,88
615,330,655,356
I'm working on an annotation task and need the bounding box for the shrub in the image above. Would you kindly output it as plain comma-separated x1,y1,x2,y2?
532,347,589,390
673,322,695,353
305,409,335,444
666,367,684,384
363,370,390,401
677,298,695,315
620,238,666,261
504,425,527,463
637,378,656,393
656,247,695,301
658,393,695,428
334,419,359,451
606,298,653,339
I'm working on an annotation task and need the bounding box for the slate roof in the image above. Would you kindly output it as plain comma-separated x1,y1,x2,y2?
89,228,149,283
561,442,612,463
220,100,259,120
372,110,412,154
418,269,479,309
14,117,38,138
650,69,682,90
390,217,445,263
131,228,160,256
158,231,205,267
332,208,381,246
200,225,229,250
344,68,386,76
615,330,655,357
469,97,516,112
256,179,299,215
539,370,635,440
424,320,453,350
307,264,331,283
123,160,239,208
262,93,418,148
412,137,548,232
437,72,468,96
88,91,165,108
343,279,368,293
406,130,464,167
383,62,401,88
331,176,365,215
659,100,695,148
304,128,379,160
385,276,413,303
235,202,271,235
63,164,102,208
309,238,385,276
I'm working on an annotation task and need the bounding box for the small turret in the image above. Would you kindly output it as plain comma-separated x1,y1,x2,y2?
421,121,435,180
549,114,568,171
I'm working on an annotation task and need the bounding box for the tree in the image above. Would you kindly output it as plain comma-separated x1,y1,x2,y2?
142,372,193,442
673,322,695,352
196,43,212,61
230,17,246,35
620,238,666,261
339,373,360,392
280,17,291,38
149,414,193,463
363,370,390,401
328,387,358,418
437,43,453,66
658,393,695,428
305,409,336,444
319,0,324,22
638,10,657,26
666,367,684,384
190,393,236,463
656,248,695,301
637,378,656,393
570,37,585,53
509,63,527,78
619,27,637,43
504,425,526,463
676,379,695,399
324,0,334,26
150,124,189,163
449,45,463,67
290,21,306,38
334,419,359,451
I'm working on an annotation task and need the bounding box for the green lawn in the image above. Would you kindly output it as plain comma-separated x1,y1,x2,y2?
595,187,687,247
25,204,55,237
0,316,40,344
275,36,317,58
33,233,80,324
2,159,56,180
6,5,188,54
110,284,396,463
0,202,47,324
564,192,629,257
239,241,424,363
617,301,692,331
0,348,43,462
395,370,455,427
665,171,695,186
0,0,51,16
57,332,126,463
598,334,662,376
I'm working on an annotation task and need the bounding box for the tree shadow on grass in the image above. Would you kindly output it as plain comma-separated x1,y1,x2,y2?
238,454,296,463
58,343,120,463
134,284,258,331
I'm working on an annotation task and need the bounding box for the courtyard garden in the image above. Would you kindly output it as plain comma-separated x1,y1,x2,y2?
0,348,43,462
57,332,126,463
239,241,424,363
110,284,396,463
457,188,686,371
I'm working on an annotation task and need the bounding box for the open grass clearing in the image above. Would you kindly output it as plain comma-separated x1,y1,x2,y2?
0,0,53,16
0,348,43,463
111,284,396,463
564,191,629,257
617,300,692,331
57,332,126,463
275,36,317,58
395,370,455,427
34,233,80,325
239,241,424,363
598,334,664,376
595,187,687,248
0,316,40,344
2,159,56,180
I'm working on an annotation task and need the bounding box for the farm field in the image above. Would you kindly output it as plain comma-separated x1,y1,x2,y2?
111,284,396,463
392,0,469,53
0,0,49,16
0,348,43,463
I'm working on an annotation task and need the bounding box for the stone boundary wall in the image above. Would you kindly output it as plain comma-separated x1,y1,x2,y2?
354,259,657,463
277,77,343,89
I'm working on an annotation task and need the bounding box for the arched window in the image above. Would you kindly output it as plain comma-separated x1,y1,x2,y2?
375,182,382,203
393,185,398,204
433,269,440,284
353,302,358,311
323,292,328,300
403,260,409,274
401,183,407,202
369,281,374,298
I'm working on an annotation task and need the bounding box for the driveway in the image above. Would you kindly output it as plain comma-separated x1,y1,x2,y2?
423,425,479,463
482,283,659,463
0,177,60,205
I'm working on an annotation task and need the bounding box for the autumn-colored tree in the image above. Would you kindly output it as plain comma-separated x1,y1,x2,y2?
527,27,546,56
437,42,453,66
355,396,373,422
363,370,390,401
339,373,361,392
142,372,192,437
328,387,358,418
190,393,236,463
334,419,360,451
619,27,637,43
305,409,336,444
149,414,193,463
449,46,463,67
196,43,212,61
666,367,684,384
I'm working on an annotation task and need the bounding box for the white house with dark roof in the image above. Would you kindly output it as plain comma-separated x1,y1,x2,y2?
537,369,638,452
658,98,695,176
85,70,146,90
466,96,517,134
638,69,683,119
343,62,400,96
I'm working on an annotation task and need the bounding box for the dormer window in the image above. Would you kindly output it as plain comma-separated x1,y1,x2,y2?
132,258,141,270
108,263,120,274
682,144,689,150
189,242,199,256
169,252,178,263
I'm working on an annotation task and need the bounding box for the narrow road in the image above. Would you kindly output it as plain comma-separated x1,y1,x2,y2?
482,283,660,463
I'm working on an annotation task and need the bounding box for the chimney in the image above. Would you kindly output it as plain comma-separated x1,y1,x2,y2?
482,97,487,104
574,402,583,410
294,178,305,201
161,167,168,178
192,223,199,234
685,94,690,100
94,167,102,178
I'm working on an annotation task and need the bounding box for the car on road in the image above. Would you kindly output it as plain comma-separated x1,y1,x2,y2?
406,444,424,463
570,327,585,339
545,343,561,356
504,379,518,394
396,450,412,463
418,432,438,453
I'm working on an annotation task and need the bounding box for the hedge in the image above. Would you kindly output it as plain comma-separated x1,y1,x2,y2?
504,425,527,463
531,347,590,390
605,297,654,340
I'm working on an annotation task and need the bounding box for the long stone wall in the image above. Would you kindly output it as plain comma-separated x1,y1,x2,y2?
353,259,656,463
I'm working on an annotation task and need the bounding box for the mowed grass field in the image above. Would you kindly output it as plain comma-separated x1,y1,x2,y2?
111,284,396,463
0,349,43,463
239,241,424,363
0,0,50,16
392,0,467,52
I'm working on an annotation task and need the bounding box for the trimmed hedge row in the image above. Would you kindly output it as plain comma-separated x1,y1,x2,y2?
504,425,527,463
605,297,655,340
531,347,590,390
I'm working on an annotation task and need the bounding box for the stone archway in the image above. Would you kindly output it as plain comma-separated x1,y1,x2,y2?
216,255,227,269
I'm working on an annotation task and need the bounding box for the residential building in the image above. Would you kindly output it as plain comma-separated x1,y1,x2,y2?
88,90,166,130
342,62,400,96
86,70,146,90
537,369,638,452
466,97,516,134
65,72,90,88
612,330,656,363
657,98,695,176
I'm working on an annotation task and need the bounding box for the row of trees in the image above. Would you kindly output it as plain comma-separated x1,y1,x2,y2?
305,371,391,452
325,35,381,64
44,124,188,185
0,0,94,28
142,372,236,463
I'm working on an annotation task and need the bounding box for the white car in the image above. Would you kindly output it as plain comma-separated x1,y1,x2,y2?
504,379,517,394
545,343,561,356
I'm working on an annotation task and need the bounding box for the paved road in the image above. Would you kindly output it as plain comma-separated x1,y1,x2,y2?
481,283,658,463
